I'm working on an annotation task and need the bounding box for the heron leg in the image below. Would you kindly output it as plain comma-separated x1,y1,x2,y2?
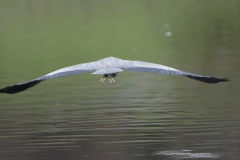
111,78,115,83
108,77,115,83
100,77,105,83
109,77,113,83
111,73,116,83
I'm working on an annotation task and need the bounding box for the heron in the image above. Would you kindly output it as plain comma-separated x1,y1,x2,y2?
0,57,229,94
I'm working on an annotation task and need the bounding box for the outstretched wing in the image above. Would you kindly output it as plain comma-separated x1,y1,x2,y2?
120,60,229,83
0,62,97,94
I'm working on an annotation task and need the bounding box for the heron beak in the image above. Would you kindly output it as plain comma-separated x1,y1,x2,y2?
100,77,105,83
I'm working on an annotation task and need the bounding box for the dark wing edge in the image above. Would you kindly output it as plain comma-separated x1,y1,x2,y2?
0,79,44,94
0,67,95,94
184,75,230,83
121,62,230,84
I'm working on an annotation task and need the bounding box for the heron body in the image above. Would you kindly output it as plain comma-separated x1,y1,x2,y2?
0,57,229,94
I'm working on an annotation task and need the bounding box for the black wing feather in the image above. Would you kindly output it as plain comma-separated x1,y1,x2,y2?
0,80,44,94
185,75,229,83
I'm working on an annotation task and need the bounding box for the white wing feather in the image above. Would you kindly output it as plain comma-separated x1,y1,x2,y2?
120,60,183,75
119,59,229,83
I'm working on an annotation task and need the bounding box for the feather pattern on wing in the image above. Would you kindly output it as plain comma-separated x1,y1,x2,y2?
119,59,229,83
0,62,96,94
0,56,229,94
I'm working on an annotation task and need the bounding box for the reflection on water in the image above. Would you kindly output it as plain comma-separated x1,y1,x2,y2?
156,150,223,159
1,0,240,160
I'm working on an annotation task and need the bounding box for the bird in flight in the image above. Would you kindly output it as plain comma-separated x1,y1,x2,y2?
0,57,229,94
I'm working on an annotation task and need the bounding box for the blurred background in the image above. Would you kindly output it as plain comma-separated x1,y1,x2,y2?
0,0,240,160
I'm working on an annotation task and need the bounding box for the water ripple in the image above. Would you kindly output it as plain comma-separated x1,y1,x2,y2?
156,150,223,159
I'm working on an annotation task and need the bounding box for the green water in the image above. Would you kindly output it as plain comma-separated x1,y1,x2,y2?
0,1,240,160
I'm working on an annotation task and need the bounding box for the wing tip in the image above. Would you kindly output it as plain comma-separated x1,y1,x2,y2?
221,77,230,82
0,80,43,94
185,75,230,83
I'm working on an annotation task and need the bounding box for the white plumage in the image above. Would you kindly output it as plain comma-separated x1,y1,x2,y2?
0,57,229,94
